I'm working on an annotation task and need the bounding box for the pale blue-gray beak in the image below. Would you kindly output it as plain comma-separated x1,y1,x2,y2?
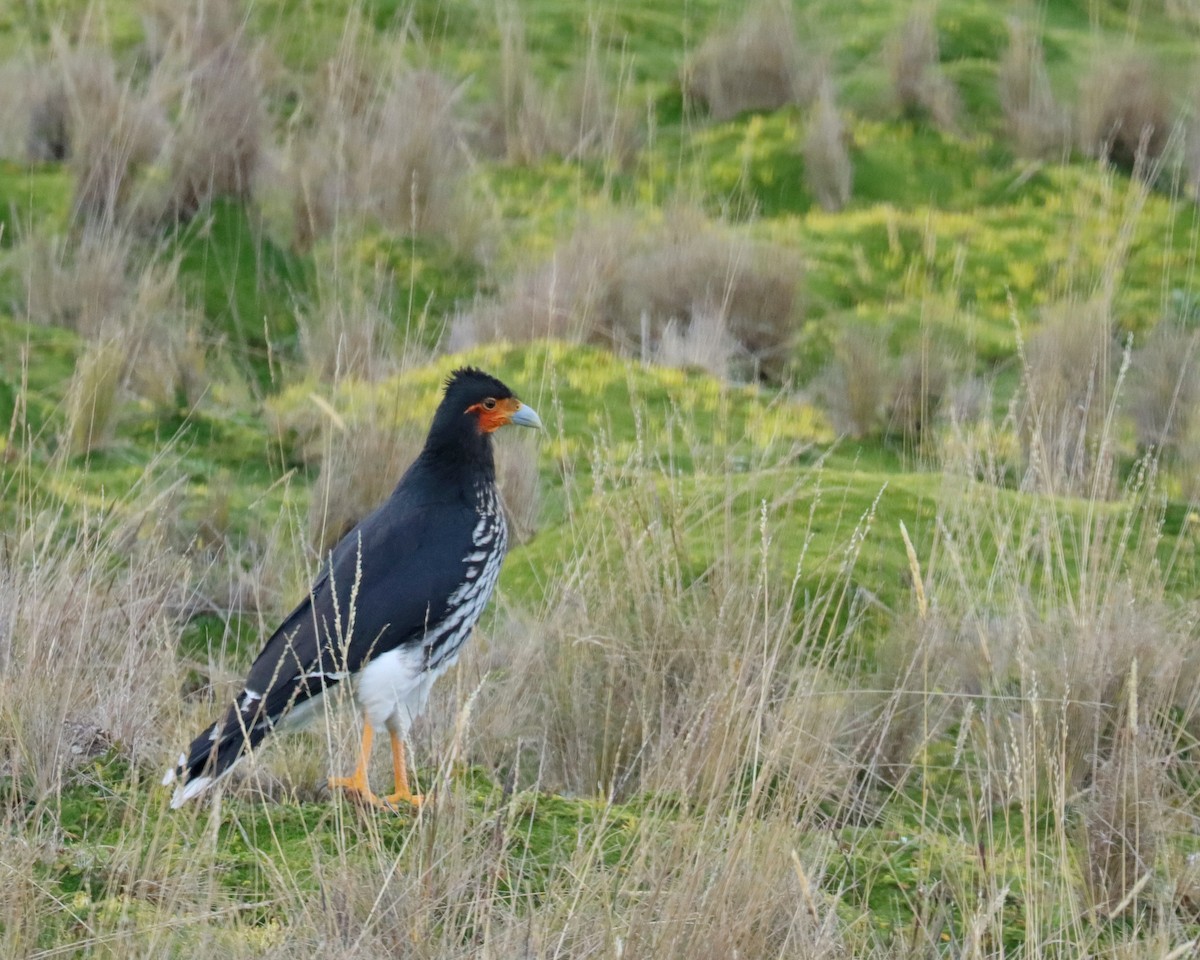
509,402,543,430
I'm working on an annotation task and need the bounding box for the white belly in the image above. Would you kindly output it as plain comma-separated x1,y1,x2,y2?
354,643,459,736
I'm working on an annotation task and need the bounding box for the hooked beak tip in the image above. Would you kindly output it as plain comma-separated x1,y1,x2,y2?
509,402,543,431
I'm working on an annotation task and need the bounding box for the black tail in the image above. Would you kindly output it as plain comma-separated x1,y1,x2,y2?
162,702,272,808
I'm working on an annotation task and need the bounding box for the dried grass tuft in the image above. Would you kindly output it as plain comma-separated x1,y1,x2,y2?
886,8,961,131
1129,322,1200,454
887,343,951,443
1083,724,1168,916
53,49,165,225
165,37,265,218
480,11,639,167
19,231,209,414
465,212,802,381
293,50,470,248
1019,298,1116,495
998,20,1071,159
1078,54,1173,175
296,262,406,384
496,433,541,545
0,515,187,801
804,76,853,212
818,327,890,439
18,227,133,337
683,2,814,121
64,339,126,456
464,449,853,809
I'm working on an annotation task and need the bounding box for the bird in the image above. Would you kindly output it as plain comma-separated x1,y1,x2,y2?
163,367,542,809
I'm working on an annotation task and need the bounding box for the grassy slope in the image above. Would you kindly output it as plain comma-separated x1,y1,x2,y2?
3,0,1200,955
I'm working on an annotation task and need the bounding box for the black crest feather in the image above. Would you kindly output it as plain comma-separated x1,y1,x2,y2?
444,366,487,389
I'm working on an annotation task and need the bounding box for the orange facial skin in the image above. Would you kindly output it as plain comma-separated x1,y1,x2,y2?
466,396,523,433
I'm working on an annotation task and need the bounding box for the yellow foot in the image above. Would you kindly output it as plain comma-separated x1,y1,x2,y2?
328,776,385,808
382,790,424,809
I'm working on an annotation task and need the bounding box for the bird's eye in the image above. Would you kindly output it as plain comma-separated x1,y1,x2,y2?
482,397,497,410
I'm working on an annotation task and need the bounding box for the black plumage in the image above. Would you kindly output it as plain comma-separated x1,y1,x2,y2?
164,368,542,808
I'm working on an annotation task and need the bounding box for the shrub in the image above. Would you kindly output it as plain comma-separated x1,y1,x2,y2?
479,11,638,168
886,8,961,131
1128,322,1200,454
817,327,890,438
63,339,126,456
464,212,802,381
683,2,814,121
1078,54,1172,175
165,37,265,218
803,76,853,212
1018,299,1116,496
293,62,469,247
998,20,1071,159
56,50,164,224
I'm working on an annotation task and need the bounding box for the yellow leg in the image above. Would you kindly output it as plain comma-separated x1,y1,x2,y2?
383,731,423,807
328,721,384,806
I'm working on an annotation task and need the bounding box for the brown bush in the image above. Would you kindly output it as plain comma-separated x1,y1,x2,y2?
18,227,132,337
296,260,407,384
496,432,541,545
1129,322,1200,454
1019,299,1116,495
462,453,855,807
51,50,165,224
887,344,950,443
1078,54,1173,175
998,20,1071,159
1083,726,1168,916
165,39,265,218
683,2,814,121
478,11,638,168
804,77,853,212
64,339,126,456
456,215,631,346
0,516,187,801
886,8,961,131
20,230,209,418
21,62,70,162
818,327,890,438
464,212,802,381
293,62,469,247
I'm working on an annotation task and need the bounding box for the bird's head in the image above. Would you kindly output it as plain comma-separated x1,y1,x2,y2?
424,368,542,466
